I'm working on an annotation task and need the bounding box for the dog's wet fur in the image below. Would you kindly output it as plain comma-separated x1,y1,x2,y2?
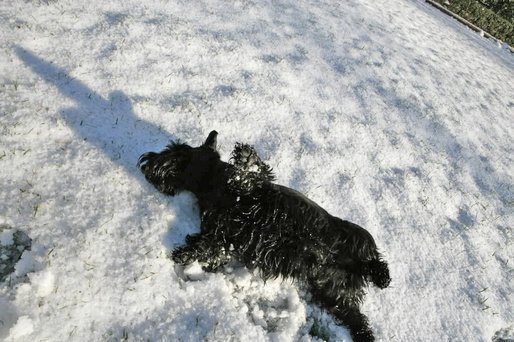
139,130,390,341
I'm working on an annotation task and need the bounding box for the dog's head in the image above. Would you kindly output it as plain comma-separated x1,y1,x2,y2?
138,130,225,196
139,130,275,202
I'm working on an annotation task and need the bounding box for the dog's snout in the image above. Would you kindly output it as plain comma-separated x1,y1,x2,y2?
137,152,157,172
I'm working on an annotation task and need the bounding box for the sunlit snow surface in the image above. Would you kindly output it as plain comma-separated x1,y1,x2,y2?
1,0,513,340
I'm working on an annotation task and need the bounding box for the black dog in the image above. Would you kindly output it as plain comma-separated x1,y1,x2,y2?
138,131,390,341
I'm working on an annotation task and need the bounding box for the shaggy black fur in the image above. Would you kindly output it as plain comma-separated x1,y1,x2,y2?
138,130,391,342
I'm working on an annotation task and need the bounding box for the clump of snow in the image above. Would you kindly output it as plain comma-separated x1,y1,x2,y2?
183,262,207,281
0,0,513,340
0,296,18,339
12,245,45,280
28,270,55,298
7,316,34,340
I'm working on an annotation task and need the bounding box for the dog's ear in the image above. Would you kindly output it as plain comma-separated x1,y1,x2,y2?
204,130,218,151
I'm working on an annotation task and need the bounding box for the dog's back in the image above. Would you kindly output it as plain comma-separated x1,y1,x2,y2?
229,181,391,289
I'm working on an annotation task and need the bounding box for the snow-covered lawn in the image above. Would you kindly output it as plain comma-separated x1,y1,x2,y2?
1,0,513,340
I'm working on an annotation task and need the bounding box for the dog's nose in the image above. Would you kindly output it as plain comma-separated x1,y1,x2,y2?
137,152,154,170
204,130,218,151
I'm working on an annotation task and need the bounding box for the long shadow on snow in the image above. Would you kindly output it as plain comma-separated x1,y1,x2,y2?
14,47,200,249
15,47,173,173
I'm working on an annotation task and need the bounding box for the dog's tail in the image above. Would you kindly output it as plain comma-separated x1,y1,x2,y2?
366,256,391,289
336,219,391,289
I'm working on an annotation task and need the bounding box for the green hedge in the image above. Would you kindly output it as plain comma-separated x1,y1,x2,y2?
481,0,514,22
434,0,514,46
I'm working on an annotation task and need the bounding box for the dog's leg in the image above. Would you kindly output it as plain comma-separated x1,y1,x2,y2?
171,233,218,263
331,304,374,342
171,232,229,271
310,270,375,342
313,295,374,342
230,143,274,181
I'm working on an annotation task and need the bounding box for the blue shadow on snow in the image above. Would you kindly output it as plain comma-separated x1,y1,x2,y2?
15,46,199,251
15,46,173,180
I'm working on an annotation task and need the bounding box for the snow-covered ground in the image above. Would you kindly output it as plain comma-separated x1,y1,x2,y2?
1,0,513,340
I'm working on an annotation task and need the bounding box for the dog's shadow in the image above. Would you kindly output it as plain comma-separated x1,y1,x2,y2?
15,47,171,172
15,47,198,249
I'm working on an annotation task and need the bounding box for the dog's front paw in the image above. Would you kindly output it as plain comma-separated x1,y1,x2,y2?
185,233,202,244
201,254,230,272
171,246,197,265
202,263,221,273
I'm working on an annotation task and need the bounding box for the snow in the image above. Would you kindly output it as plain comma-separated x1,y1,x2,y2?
1,0,513,341
27,269,55,298
6,316,34,340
